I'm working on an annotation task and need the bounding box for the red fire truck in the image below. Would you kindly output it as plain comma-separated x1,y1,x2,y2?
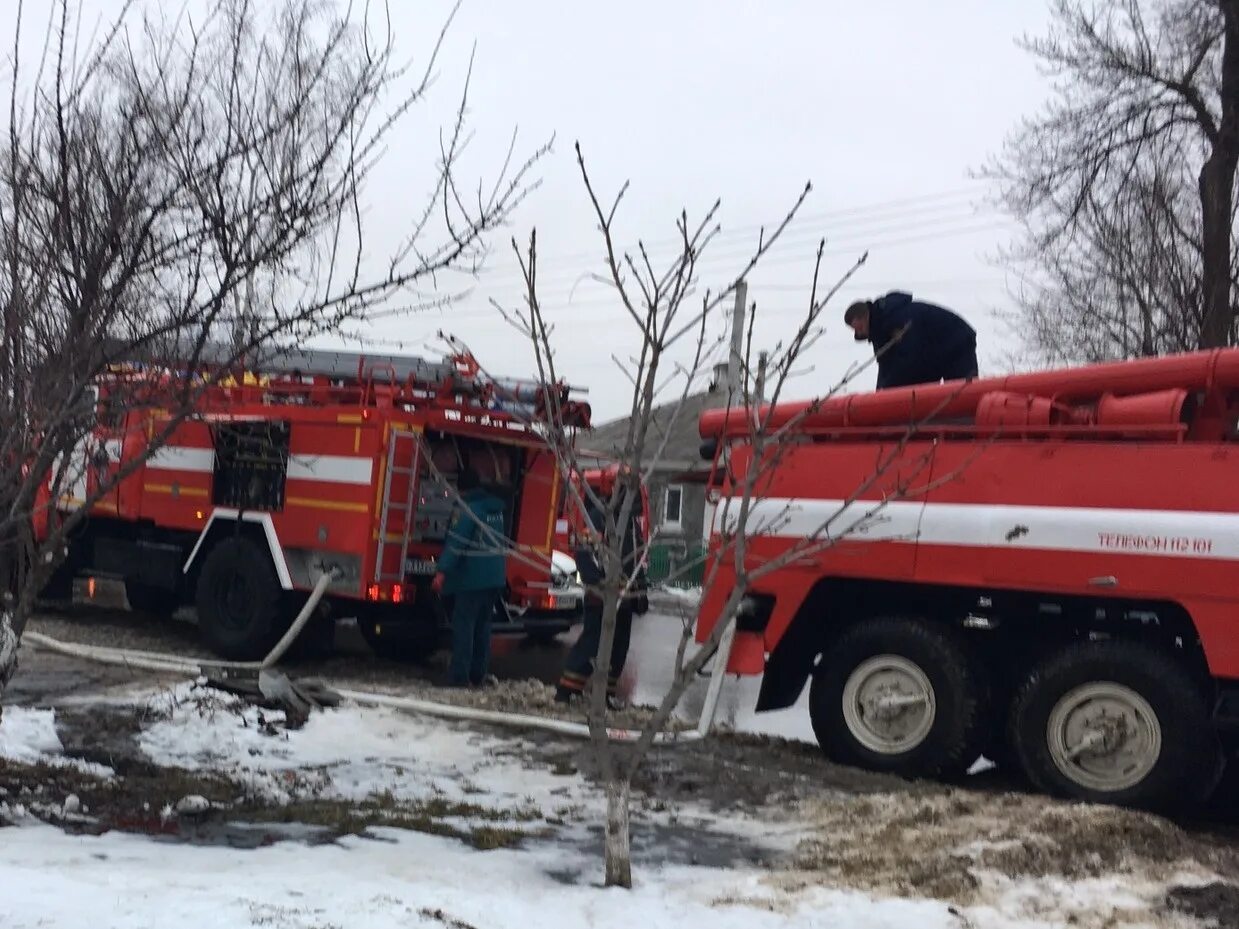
39,344,590,661
696,349,1239,809
553,465,652,552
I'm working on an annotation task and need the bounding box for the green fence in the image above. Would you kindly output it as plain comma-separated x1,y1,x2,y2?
645,540,706,589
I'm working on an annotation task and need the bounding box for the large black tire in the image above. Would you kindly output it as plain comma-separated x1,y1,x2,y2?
126,581,181,618
810,617,988,779
1008,640,1216,811
195,536,284,661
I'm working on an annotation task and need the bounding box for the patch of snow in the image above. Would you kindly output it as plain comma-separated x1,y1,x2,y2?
968,871,1182,928
655,586,702,605
0,707,63,763
968,756,998,776
173,794,211,816
0,706,112,776
0,823,963,929
137,684,599,814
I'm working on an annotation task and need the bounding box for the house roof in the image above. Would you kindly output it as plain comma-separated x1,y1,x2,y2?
583,386,731,476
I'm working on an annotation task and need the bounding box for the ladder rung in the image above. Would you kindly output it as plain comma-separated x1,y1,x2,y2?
388,466,416,476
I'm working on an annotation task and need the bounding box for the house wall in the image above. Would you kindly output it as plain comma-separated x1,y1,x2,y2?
648,473,704,541
647,472,707,586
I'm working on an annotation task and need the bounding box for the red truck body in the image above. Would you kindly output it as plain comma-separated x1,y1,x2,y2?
39,345,590,660
695,349,1239,808
553,466,652,552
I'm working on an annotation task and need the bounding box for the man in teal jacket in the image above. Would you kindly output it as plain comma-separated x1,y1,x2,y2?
431,468,510,687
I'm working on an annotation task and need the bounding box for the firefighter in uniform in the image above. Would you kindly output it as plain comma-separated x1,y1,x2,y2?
432,465,509,688
845,291,978,389
555,486,649,706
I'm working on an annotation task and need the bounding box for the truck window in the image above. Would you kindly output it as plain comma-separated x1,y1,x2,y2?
211,420,290,511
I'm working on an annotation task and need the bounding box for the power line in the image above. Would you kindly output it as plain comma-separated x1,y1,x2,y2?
475,201,1002,291
513,218,1014,304
362,220,1013,328
481,186,988,280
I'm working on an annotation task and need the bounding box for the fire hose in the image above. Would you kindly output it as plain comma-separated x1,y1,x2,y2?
22,575,737,744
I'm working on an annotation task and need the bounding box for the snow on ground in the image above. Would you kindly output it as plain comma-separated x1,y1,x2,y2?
0,823,961,929
0,705,111,776
0,685,968,929
4,610,1230,928
137,683,602,839
0,707,63,764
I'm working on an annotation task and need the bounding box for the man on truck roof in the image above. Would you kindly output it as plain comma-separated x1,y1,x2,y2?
845,291,978,389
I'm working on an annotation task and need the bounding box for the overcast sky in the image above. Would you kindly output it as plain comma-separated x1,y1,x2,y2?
3,1,1055,422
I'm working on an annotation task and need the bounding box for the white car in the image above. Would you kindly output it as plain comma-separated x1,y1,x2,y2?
495,550,585,643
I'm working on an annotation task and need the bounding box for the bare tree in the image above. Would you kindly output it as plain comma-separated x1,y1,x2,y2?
989,0,1239,360
0,0,542,699
472,143,969,888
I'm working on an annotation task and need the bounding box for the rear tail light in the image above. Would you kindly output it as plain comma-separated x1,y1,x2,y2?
366,582,410,603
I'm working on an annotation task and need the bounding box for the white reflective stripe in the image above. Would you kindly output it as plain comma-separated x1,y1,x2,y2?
68,446,87,502
735,497,1239,562
287,454,373,485
146,446,215,473
733,498,924,544
182,509,293,590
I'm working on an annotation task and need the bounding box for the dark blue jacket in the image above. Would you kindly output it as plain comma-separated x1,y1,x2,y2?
574,494,647,607
436,488,509,594
868,291,977,389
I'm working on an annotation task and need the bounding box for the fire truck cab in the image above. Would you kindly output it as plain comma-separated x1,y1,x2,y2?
697,349,1239,810
40,344,590,661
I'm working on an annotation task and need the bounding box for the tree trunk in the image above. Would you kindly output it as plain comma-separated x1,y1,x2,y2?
1199,153,1237,347
1199,1,1239,349
603,776,633,889
0,610,19,718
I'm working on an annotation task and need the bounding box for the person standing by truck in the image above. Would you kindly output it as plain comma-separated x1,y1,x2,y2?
844,291,978,389
432,461,510,688
555,486,649,706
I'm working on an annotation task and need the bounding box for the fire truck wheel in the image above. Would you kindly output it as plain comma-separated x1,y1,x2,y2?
1009,641,1215,810
195,537,284,660
810,617,987,778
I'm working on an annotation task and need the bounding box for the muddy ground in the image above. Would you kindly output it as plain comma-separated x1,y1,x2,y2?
11,602,1239,926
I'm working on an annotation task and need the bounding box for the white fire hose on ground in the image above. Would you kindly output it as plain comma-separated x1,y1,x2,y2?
23,573,739,744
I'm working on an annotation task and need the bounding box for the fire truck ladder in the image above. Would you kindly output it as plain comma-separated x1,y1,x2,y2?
375,428,422,584
110,341,588,420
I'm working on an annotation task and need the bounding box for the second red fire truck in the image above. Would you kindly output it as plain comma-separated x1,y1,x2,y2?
696,348,1239,810
40,345,590,660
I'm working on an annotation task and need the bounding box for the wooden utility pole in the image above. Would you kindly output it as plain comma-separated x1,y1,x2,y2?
726,280,748,403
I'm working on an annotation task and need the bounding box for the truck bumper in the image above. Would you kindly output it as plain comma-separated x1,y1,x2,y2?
494,590,584,637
